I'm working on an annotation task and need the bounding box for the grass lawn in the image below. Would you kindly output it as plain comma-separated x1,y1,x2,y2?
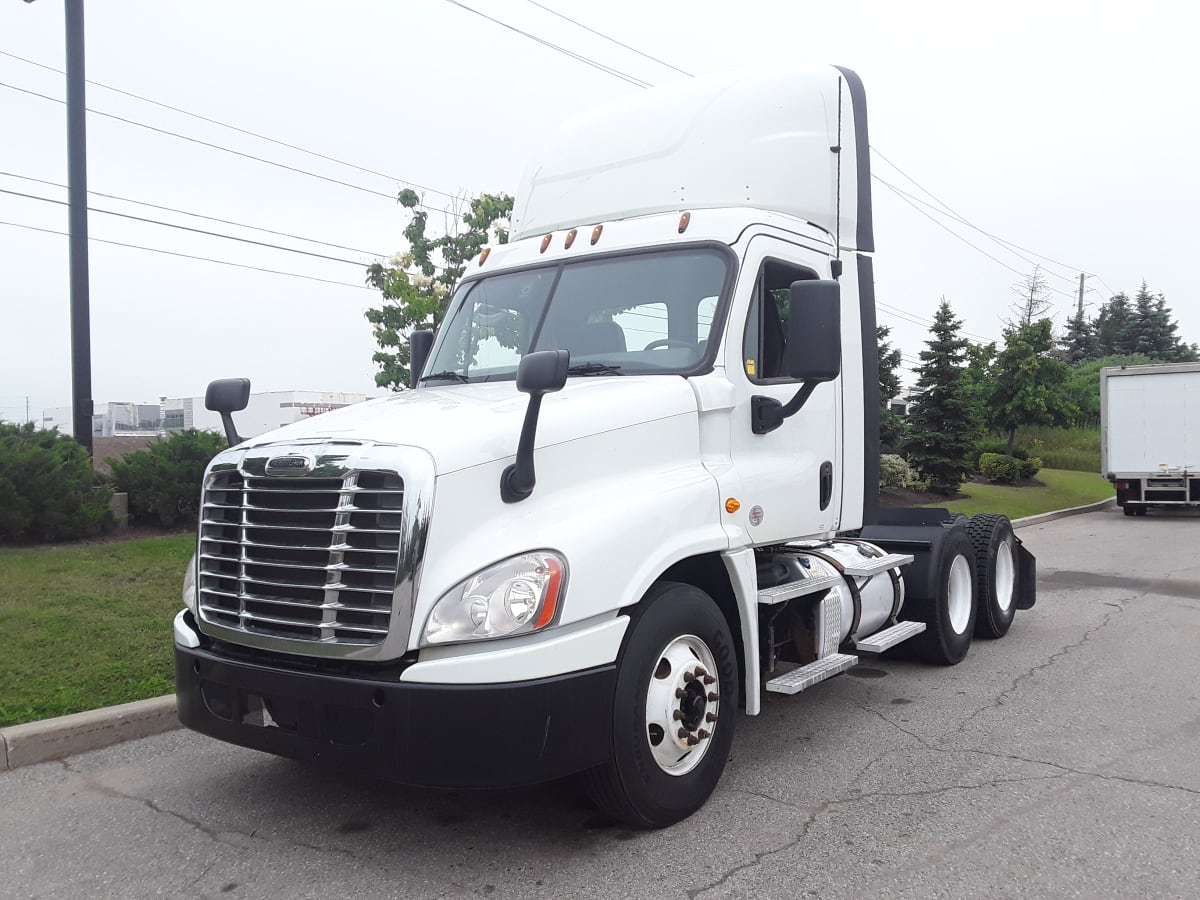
0,532,194,728
921,468,1114,518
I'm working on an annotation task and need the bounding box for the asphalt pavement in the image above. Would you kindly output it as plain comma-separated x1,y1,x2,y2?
2,504,1199,899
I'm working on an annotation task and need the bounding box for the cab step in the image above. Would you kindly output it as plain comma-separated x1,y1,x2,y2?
854,620,926,653
764,653,857,695
840,552,914,578
756,573,842,606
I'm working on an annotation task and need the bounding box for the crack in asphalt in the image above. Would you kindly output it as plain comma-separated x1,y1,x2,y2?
960,746,1200,798
73,774,363,861
690,772,1069,898
942,596,1130,740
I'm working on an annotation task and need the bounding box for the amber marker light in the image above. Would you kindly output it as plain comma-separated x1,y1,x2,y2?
590,224,603,245
478,247,491,266
533,557,565,629
725,498,741,513
564,228,578,249
540,233,553,253
678,211,691,233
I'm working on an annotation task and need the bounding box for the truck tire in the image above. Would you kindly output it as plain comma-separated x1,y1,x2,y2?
968,514,1017,639
583,581,737,828
904,529,977,665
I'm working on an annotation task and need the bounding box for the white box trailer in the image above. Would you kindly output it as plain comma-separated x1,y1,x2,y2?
1101,362,1200,515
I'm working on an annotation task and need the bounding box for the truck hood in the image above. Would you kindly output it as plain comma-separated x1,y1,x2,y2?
240,376,701,475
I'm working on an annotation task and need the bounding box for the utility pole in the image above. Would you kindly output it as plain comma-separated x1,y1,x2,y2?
1077,273,1087,322
26,396,30,424
65,0,94,455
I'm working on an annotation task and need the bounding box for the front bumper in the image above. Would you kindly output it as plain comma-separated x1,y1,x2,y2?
175,615,616,788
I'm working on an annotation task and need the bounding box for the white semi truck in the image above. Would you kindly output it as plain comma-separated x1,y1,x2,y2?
175,65,1036,827
1101,362,1200,515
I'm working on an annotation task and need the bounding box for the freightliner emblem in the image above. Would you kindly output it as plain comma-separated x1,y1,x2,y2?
266,455,312,475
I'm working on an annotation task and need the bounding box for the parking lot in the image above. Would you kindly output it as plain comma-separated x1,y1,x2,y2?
3,505,1199,899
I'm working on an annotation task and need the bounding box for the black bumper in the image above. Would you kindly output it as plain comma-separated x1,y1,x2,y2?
175,640,616,789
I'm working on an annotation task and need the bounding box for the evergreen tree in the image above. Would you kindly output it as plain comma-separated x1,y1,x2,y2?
960,340,997,432
877,325,905,453
906,300,978,493
989,319,1076,455
1093,292,1135,356
1058,304,1096,363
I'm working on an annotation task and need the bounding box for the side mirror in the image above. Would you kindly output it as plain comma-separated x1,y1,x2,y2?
409,330,435,388
205,378,251,446
787,279,841,381
501,349,570,503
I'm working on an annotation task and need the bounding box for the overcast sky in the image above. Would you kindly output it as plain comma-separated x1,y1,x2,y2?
2,0,1196,423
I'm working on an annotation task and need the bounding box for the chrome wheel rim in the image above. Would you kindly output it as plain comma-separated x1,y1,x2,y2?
645,634,719,776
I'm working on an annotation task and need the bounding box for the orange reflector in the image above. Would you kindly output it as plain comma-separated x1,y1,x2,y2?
478,247,491,266
564,228,577,249
540,234,553,253
590,224,603,245
725,498,741,513
534,558,564,629
678,211,691,233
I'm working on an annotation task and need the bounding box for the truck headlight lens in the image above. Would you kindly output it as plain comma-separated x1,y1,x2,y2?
422,551,566,646
182,552,198,614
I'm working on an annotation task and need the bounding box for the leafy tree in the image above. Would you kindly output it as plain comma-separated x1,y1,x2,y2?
877,324,905,453
989,319,1076,455
0,423,113,543
906,299,979,493
960,340,997,432
108,430,227,528
365,190,513,389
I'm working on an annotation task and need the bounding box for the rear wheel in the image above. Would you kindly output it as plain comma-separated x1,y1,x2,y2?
1123,505,1137,517
905,529,977,665
968,514,1017,639
584,582,737,828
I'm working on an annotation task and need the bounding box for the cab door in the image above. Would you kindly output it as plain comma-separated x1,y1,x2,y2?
723,235,842,545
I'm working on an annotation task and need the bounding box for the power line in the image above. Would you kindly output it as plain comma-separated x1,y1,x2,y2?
0,187,376,266
869,145,1091,282
517,0,692,77
1,171,387,257
878,301,992,343
0,48,463,203
440,0,653,89
0,220,374,291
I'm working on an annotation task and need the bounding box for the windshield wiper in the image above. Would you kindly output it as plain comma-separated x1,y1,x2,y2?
566,362,623,376
418,370,470,384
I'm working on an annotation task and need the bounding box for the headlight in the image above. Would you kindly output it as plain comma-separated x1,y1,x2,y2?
422,551,566,646
182,552,198,615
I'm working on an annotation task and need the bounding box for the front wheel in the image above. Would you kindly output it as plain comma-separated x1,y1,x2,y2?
584,582,738,828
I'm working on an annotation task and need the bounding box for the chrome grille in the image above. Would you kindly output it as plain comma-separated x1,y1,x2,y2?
198,469,404,645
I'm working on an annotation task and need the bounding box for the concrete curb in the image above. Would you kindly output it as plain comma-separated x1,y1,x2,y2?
0,694,178,772
1011,496,1115,528
0,496,1116,775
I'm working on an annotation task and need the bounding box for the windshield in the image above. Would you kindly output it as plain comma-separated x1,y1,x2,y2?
421,247,729,383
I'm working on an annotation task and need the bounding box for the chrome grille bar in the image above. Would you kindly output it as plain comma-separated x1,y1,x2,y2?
197,468,404,646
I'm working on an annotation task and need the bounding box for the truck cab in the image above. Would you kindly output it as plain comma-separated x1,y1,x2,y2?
175,65,1033,828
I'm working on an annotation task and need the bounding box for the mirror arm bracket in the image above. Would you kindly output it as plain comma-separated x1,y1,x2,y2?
752,382,818,435
501,394,546,503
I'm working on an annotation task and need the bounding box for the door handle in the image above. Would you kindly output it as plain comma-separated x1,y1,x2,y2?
820,461,833,510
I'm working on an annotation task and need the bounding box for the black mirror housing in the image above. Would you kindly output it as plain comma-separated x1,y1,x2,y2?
205,377,251,446
787,279,841,381
205,378,251,413
516,349,570,394
501,349,571,503
409,330,435,388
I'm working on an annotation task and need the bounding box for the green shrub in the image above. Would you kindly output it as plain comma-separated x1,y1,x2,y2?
0,423,114,543
880,453,920,489
979,452,1023,484
108,430,225,527
973,439,1028,470
1020,456,1043,479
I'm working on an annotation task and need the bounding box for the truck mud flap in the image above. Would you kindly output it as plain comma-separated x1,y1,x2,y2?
1015,538,1036,610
